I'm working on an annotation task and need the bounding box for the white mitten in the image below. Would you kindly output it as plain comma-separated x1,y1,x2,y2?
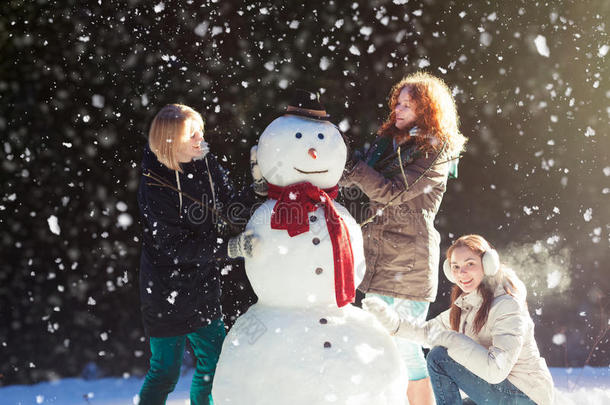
250,145,268,197
427,322,458,348
200,140,210,158
362,297,401,335
228,229,260,259
193,140,210,160
409,126,422,137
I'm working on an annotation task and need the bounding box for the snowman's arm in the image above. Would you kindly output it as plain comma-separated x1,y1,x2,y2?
342,151,448,205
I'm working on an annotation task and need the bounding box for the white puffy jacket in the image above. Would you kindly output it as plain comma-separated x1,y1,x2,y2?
397,269,554,405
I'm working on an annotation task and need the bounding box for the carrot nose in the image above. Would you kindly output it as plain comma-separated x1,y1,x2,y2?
308,148,318,159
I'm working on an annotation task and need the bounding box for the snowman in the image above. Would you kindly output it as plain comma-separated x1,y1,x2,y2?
213,90,405,404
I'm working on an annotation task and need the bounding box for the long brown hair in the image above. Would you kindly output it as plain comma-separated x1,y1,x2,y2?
446,235,516,334
378,71,467,155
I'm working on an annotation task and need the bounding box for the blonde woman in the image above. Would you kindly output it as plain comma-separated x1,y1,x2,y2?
363,235,554,405
137,104,256,405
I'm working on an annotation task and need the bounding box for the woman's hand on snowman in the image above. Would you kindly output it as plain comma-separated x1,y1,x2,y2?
228,229,260,259
362,297,401,335
250,145,268,197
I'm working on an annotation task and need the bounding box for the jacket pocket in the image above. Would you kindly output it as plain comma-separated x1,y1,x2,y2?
380,229,415,271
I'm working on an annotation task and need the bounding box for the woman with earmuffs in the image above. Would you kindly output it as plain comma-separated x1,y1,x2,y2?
362,234,554,405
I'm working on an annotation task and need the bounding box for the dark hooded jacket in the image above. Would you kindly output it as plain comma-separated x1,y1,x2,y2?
137,144,252,337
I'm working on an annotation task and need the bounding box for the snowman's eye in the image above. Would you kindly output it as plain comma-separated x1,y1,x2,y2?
317,133,324,140
295,132,302,139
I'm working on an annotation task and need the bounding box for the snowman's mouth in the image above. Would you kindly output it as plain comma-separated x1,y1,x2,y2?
294,167,328,174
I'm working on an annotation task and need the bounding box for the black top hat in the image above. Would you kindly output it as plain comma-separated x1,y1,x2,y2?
285,89,331,121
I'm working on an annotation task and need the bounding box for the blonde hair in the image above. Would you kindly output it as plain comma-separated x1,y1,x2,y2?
378,71,467,155
148,104,204,172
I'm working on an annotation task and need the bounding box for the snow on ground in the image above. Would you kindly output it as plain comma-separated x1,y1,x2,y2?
0,367,608,404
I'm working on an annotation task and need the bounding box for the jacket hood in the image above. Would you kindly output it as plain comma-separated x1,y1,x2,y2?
141,143,173,177
488,266,527,302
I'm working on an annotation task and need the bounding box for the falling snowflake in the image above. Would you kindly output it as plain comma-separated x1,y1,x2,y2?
167,291,178,305
359,26,373,36
480,32,493,47
47,215,61,235
349,45,361,56
547,271,561,289
194,21,209,37
153,2,165,13
552,333,566,345
534,35,550,57
117,213,133,230
584,126,595,137
319,56,330,71
221,265,233,276
583,208,592,222
92,94,105,109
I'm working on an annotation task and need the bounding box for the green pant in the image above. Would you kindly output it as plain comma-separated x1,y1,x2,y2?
139,318,226,405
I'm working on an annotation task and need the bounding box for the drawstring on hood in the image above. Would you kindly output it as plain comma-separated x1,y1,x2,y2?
204,156,217,212
175,170,183,216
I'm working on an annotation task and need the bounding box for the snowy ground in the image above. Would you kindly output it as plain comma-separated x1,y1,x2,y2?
1,367,608,404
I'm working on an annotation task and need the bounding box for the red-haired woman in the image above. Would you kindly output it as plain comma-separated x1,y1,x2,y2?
341,72,467,404
362,235,554,405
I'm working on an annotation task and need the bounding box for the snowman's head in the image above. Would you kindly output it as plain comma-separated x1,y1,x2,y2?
257,114,347,189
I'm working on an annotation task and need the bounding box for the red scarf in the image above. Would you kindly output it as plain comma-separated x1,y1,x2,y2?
268,182,355,307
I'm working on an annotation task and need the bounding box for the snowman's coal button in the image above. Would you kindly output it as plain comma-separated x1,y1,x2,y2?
310,215,317,222
323,341,332,348
319,318,328,324
315,267,323,275
312,237,320,245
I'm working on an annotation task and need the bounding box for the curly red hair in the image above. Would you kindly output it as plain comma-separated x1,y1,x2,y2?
378,71,466,154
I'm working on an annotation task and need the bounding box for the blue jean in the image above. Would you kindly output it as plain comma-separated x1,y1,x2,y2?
139,319,226,405
426,347,536,405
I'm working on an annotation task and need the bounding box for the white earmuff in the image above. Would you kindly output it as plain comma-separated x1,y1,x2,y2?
481,249,500,276
443,259,455,283
443,249,501,283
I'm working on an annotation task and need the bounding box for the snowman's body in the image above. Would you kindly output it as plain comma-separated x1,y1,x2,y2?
213,115,405,404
